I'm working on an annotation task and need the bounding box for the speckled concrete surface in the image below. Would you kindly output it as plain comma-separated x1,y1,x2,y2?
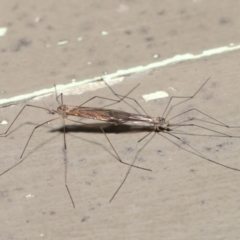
1,1,240,240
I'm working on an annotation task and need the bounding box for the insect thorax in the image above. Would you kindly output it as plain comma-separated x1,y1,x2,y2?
156,116,167,126
56,105,69,117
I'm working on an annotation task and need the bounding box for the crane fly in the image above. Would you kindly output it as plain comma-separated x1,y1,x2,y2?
1,77,240,207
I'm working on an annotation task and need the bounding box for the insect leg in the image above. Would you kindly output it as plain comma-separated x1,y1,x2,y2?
162,77,210,119
158,132,240,172
66,118,152,171
0,117,59,177
0,104,50,137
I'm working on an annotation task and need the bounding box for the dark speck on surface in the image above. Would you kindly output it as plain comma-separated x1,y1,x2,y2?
81,216,89,222
205,147,211,152
46,25,54,30
124,30,132,35
12,38,31,52
12,4,19,11
219,17,231,25
157,10,165,15
125,147,134,152
139,27,149,35
49,211,56,215
0,190,8,198
145,37,154,42
168,29,178,36
216,143,223,148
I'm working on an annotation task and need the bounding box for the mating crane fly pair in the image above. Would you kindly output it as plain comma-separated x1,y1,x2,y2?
1,77,240,208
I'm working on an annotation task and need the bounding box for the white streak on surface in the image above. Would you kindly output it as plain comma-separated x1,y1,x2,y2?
0,27,7,37
25,194,35,200
1,44,240,107
142,91,169,101
0,120,8,125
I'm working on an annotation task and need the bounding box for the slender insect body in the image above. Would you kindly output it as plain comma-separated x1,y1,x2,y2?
56,104,169,131
57,104,158,126
127,113,157,125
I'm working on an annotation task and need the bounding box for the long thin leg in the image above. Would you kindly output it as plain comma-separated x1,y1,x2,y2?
110,131,156,202
137,128,156,143
103,80,149,115
54,84,62,105
79,95,129,107
0,104,50,136
62,117,75,207
0,118,59,175
0,157,25,177
114,124,225,199
169,123,236,138
103,79,139,103
63,146,75,208
78,80,149,115
167,128,236,138
56,88,77,207
1,114,75,207
165,108,240,138
114,125,237,193
159,132,240,172
168,108,240,128
109,142,140,202
54,78,147,114
54,82,119,108
20,117,60,158
66,118,152,171
170,117,225,129
63,118,67,149
162,77,210,119
77,78,138,107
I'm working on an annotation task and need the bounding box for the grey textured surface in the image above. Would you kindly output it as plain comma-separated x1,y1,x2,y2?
1,1,240,240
